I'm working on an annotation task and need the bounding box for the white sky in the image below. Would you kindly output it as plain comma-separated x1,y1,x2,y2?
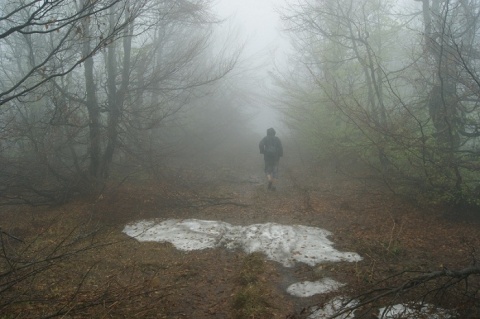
210,0,423,137
213,0,284,59
212,0,289,135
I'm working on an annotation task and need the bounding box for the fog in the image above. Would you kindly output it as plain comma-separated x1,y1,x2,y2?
213,0,289,135
1,0,480,318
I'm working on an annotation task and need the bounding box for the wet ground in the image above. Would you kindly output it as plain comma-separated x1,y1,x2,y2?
1,144,479,318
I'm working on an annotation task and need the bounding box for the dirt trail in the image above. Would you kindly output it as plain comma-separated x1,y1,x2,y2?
106,144,363,317
168,144,480,317
2,139,480,318
150,148,364,315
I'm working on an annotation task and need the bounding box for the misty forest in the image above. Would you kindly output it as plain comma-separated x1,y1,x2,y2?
1,0,480,318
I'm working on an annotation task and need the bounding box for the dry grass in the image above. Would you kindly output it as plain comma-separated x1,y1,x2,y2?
1,165,479,318
232,253,273,319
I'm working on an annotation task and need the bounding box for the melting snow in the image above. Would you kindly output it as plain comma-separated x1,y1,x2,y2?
307,297,358,319
306,299,455,319
123,219,362,267
377,303,455,319
287,278,345,297
123,218,455,318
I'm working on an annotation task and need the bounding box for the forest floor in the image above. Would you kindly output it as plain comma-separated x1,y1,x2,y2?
1,149,480,318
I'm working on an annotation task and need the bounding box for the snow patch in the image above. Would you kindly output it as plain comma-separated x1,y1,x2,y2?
306,299,455,319
307,296,358,319
377,303,455,319
287,278,345,297
123,219,362,267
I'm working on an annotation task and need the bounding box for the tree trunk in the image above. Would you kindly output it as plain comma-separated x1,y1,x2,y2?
102,1,133,178
422,0,462,189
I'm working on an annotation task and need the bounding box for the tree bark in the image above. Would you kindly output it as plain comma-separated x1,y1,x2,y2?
102,1,133,178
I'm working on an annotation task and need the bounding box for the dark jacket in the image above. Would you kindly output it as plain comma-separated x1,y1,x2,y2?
259,135,283,160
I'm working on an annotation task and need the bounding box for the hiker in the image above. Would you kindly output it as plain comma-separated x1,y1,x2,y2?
259,127,283,190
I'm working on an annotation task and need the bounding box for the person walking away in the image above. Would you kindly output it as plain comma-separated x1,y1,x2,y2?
259,128,283,190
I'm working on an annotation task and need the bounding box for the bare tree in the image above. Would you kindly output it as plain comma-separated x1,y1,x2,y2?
278,0,480,207
0,0,139,202
0,0,240,203
279,0,480,316
278,0,402,173
0,0,129,106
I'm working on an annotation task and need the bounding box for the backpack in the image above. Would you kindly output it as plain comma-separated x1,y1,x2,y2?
264,137,278,157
